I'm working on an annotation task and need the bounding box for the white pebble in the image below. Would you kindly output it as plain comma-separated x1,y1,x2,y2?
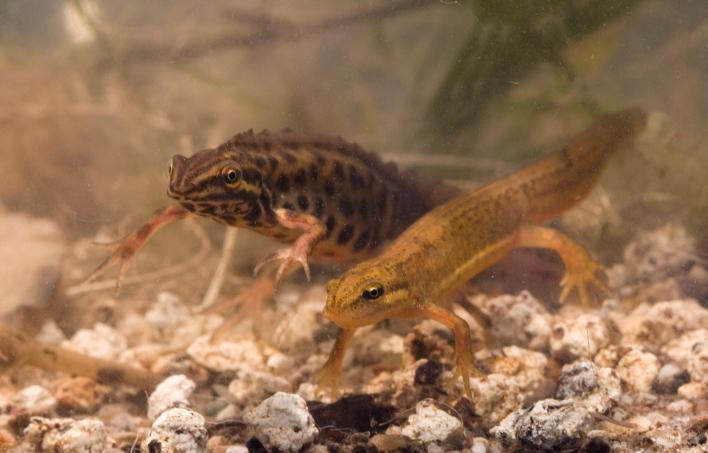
485,291,552,351
621,300,708,347
187,336,264,372
401,399,463,444
677,382,706,399
35,321,67,344
24,417,108,453
227,370,291,405
13,385,56,414
143,408,207,453
661,328,708,368
266,352,295,374
62,323,127,360
243,392,318,452
550,313,610,362
687,341,708,385
615,348,660,392
148,375,196,420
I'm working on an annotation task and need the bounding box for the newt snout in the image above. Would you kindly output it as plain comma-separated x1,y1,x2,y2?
166,155,192,199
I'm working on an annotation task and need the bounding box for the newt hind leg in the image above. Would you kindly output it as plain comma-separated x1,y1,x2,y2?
517,224,611,309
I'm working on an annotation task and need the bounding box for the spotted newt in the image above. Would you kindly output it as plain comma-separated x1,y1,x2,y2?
85,130,454,327
320,108,647,398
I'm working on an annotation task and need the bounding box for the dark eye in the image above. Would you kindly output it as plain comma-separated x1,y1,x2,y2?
223,168,241,185
362,283,384,300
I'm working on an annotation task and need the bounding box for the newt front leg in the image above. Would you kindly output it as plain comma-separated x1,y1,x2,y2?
254,209,326,282
83,204,191,290
318,327,357,400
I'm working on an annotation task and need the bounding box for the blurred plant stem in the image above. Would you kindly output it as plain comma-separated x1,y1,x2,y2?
423,0,644,144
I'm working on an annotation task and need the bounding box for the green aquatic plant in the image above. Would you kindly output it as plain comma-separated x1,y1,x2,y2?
424,0,644,142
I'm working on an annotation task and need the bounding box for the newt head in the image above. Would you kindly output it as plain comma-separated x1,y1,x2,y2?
166,149,268,225
324,259,413,329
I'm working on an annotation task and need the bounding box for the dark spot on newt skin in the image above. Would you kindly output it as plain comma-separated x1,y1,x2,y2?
180,202,195,212
313,198,325,218
337,224,355,245
259,191,272,210
324,180,335,198
135,223,152,240
359,200,369,220
352,229,370,251
243,168,260,185
276,174,290,193
314,152,326,166
377,190,387,214
294,168,306,187
254,157,267,169
333,161,344,178
244,203,262,223
308,164,319,181
349,165,364,188
268,156,279,171
370,228,381,249
338,195,353,217
297,195,310,211
282,202,294,211
325,215,337,238
281,151,297,164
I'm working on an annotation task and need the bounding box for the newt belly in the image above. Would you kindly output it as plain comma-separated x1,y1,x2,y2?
320,108,647,398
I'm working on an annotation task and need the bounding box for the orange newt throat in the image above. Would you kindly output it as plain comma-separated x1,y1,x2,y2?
319,108,647,399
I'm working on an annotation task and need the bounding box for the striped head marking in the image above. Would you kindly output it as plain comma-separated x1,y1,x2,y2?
324,259,411,328
167,149,268,223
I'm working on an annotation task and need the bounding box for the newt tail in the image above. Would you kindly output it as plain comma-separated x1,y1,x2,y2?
320,108,647,399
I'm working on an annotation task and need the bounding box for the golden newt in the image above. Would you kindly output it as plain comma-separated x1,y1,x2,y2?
320,109,647,398
85,130,456,332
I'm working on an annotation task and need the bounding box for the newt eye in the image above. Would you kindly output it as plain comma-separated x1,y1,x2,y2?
362,283,384,300
223,168,242,185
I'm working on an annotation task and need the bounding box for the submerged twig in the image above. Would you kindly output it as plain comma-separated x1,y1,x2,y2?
64,219,211,296
197,227,238,311
0,325,159,390
119,0,438,63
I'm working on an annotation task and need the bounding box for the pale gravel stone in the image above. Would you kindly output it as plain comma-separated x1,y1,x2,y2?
0,211,66,316
620,299,708,347
148,375,196,420
12,385,56,414
661,328,708,368
24,417,109,453
550,313,610,362
243,392,318,453
687,341,708,385
187,336,264,372
401,400,463,444
615,348,660,392
34,321,67,344
677,382,706,399
62,323,127,360
474,346,550,415
143,408,207,453
266,352,295,374
484,291,552,351
227,370,291,405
